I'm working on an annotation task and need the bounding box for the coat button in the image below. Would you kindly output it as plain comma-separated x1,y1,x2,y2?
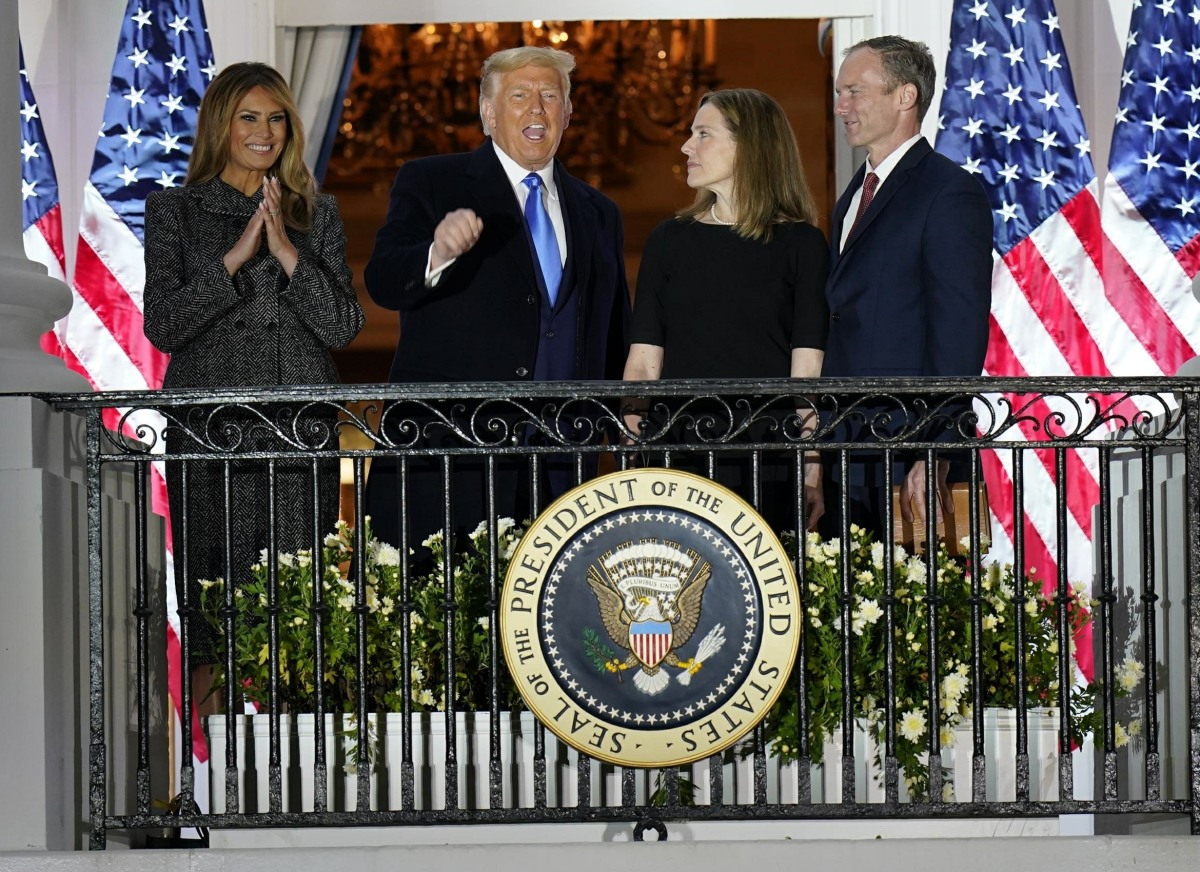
546,331,555,339
265,322,276,331
526,295,535,305
830,312,841,321
234,319,246,328
516,367,529,377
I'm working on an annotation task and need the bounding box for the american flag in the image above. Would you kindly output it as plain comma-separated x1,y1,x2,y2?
48,0,218,809
1101,0,1200,367
18,43,69,340
933,0,1200,681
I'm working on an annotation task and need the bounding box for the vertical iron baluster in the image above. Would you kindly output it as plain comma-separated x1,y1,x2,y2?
1054,446,1074,800
1012,448,1030,802
398,455,414,810
133,461,151,815
266,458,281,812
882,447,898,805
221,459,239,813
177,460,195,812
87,410,107,850
1138,443,1161,801
353,457,371,810
923,447,943,804
1099,446,1118,801
487,454,503,810
441,455,458,809
838,447,854,802
795,449,811,805
310,457,327,812
969,453,986,803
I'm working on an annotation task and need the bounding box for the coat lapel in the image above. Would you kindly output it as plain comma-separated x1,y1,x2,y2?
465,141,540,292
829,139,933,285
556,166,595,304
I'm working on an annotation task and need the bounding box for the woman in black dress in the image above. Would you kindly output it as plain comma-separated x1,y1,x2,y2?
143,63,364,703
623,88,829,531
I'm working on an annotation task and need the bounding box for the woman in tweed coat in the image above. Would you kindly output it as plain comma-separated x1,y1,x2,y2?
144,63,363,702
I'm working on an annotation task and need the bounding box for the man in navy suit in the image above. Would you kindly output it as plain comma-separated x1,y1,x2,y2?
822,35,993,538
364,46,630,548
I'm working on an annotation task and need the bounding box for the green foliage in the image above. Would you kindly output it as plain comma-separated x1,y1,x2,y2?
198,517,528,714
762,525,1143,800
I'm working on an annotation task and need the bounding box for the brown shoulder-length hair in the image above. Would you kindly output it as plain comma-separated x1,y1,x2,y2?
186,62,314,230
678,89,818,241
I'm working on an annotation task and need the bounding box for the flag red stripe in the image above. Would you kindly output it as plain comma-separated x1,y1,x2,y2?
1004,232,1111,376
33,204,65,264
1062,192,1198,373
1176,233,1200,280
73,241,166,389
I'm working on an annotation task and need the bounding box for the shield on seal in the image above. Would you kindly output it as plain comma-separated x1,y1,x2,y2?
629,620,672,668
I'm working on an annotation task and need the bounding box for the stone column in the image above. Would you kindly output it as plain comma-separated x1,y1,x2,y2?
0,1,88,392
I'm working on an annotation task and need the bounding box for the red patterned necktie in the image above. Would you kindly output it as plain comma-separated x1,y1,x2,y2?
847,171,879,238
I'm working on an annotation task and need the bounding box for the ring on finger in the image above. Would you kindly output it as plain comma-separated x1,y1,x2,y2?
269,209,280,216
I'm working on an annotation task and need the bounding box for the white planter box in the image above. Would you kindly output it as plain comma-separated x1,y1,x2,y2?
203,708,1066,813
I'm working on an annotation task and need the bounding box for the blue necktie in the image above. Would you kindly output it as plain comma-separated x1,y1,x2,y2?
522,173,562,306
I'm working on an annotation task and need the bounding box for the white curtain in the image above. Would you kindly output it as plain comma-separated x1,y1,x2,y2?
276,25,356,177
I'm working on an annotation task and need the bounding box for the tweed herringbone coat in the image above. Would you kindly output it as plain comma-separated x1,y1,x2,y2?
144,177,364,661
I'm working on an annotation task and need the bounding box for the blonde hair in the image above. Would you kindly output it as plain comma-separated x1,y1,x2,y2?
479,46,576,132
186,62,315,231
678,89,819,242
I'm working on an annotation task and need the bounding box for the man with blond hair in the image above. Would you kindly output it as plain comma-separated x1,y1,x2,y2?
365,46,631,548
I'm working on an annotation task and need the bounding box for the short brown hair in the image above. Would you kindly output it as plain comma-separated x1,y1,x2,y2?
186,62,314,230
845,35,937,121
679,89,819,241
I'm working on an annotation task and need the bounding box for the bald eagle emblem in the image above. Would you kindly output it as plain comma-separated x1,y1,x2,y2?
586,540,727,696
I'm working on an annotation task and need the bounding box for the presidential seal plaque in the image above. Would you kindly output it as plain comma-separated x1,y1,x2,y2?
500,469,800,768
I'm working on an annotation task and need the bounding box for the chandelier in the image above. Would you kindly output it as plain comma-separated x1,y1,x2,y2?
330,20,719,188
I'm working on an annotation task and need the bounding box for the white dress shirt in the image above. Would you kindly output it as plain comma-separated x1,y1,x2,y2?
838,133,924,254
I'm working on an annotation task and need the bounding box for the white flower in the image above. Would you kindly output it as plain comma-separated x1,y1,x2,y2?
940,726,956,748
1128,719,1142,737
1025,599,1038,617
292,616,305,626
380,596,395,617
858,598,883,625
278,552,296,569
893,544,908,563
470,519,489,541
259,548,270,564
416,689,435,707
1115,722,1129,748
906,559,927,584
857,570,874,584
899,709,927,742
421,530,444,549
942,672,967,703
497,517,516,537
982,615,998,631
1116,657,1144,693
198,577,220,590
337,595,354,611
324,532,341,547
375,542,400,567
478,616,491,632
296,550,312,568
870,542,884,569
